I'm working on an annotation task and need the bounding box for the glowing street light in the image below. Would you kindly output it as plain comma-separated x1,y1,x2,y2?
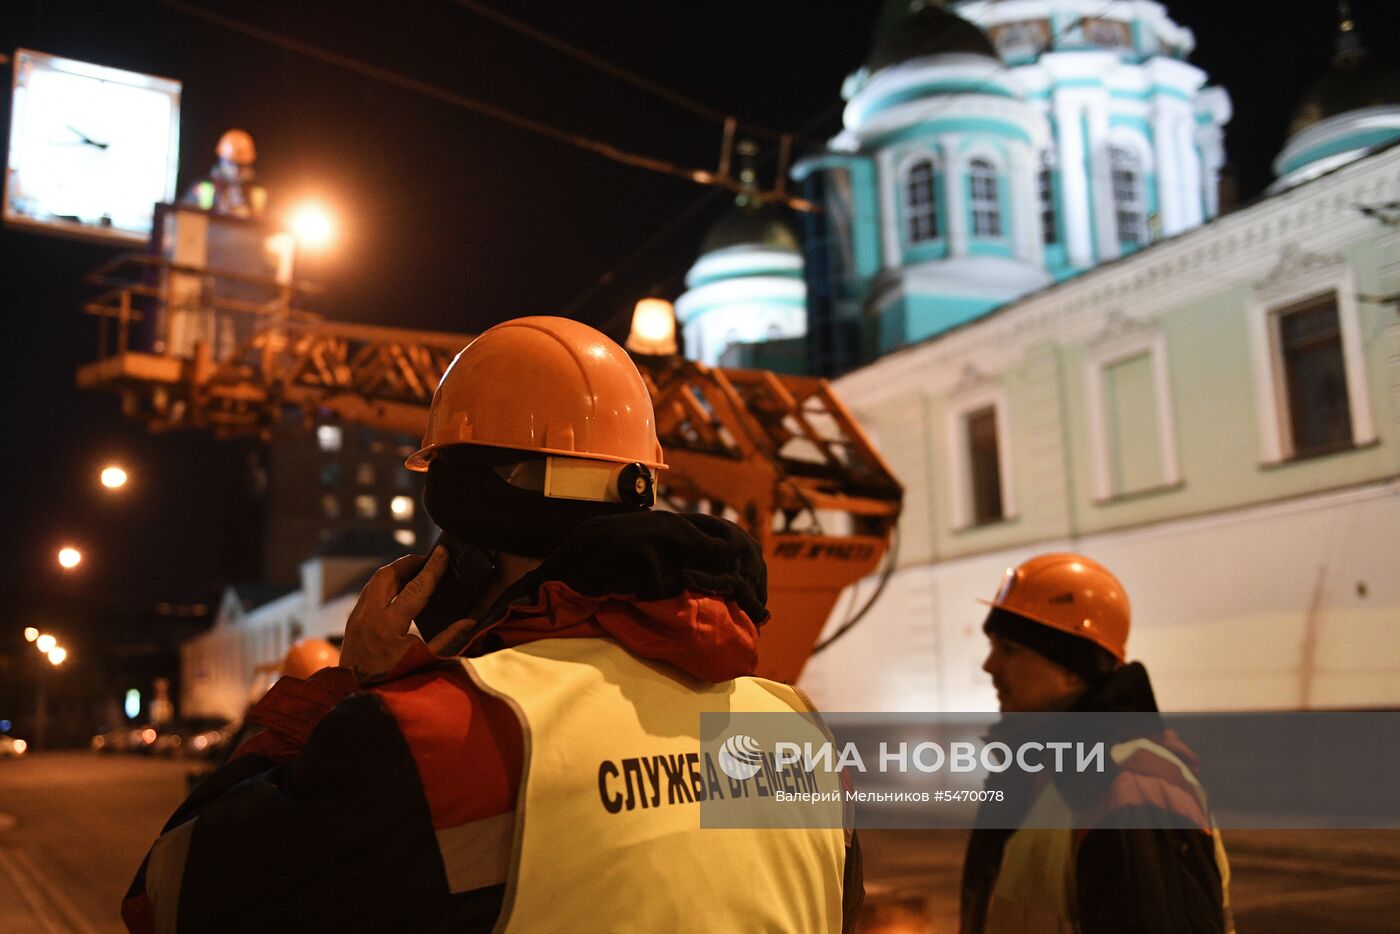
100,465,129,489
36,633,56,654
290,202,335,250
47,646,67,666
24,627,38,642
57,546,82,570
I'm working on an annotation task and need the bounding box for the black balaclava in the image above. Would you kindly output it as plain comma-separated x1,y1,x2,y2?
424,445,639,558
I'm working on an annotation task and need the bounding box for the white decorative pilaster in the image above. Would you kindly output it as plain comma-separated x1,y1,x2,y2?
1008,142,1041,263
1085,97,1119,261
1176,115,1204,228
878,148,902,269
944,135,971,258
1054,98,1094,267
1152,103,1183,235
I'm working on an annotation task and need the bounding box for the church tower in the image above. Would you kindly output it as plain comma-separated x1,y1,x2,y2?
674,144,807,367
1271,2,1400,191
793,0,1232,373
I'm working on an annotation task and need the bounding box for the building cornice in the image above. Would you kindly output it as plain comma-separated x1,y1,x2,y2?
835,144,1400,406
845,54,1020,131
844,94,1049,151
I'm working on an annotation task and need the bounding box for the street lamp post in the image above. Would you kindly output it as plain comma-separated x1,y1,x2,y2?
34,650,47,751
28,633,66,751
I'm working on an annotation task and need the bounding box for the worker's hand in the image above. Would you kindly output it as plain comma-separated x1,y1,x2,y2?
420,614,483,662
341,547,448,684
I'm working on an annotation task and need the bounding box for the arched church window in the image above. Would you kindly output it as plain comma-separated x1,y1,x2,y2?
1037,151,1058,245
905,158,938,243
1110,146,1147,245
969,159,1002,238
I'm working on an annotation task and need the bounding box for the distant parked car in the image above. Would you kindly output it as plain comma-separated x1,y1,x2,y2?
184,721,238,760
152,717,233,759
0,735,28,758
91,724,158,754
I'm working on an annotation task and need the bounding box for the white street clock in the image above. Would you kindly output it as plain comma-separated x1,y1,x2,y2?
5,48,181,244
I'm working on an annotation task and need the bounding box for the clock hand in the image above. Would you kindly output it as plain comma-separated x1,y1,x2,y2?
66,125,110,150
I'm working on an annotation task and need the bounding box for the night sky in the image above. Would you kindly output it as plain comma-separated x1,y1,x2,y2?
1,0,1397,645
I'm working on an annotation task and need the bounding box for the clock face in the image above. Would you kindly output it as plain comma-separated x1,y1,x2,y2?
5,48,181,244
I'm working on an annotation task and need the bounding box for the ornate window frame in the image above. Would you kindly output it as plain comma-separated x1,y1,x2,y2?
1247,246,1375,464
901,153,940,244
1108,142,1149,246
946,368,1017,530
1037,149,1058,246
966,153,1005,240
1082,314,1181,501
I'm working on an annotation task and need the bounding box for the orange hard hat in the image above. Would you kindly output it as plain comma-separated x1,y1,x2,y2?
281,638,340,680
406,316,666,471
979,553,1129,662
216,129,257,165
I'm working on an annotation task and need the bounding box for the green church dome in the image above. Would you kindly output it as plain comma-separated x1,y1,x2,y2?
699,204,801,255
867,0,999,74
1290,57,1400,137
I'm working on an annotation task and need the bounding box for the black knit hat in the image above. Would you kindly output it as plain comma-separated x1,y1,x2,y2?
983,606,1119,682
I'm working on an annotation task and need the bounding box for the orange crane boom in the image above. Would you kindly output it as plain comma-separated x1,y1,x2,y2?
77,251,902,682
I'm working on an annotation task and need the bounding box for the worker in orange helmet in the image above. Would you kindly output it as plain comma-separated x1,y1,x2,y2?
182,639,343,791
124,317,860,933
182,128,267,218
960,553,1233,934
277,638,340,681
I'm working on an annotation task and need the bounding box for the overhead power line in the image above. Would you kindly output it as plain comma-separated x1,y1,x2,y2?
446,0,786,143
152,0,810,210
572,0,1130,328
579,99,848,330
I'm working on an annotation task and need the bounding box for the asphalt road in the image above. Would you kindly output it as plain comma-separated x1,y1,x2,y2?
858,828,1400,932
0,752,187,934
1,752,1397,932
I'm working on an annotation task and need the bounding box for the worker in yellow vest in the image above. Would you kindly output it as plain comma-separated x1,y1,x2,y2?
125,316,859,932
960,553,1232,934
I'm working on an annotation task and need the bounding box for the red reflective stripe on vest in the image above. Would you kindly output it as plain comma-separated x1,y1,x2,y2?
1080,747,1210,831
373,667,522,829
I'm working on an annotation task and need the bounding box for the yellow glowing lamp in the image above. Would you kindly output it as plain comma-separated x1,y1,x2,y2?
626,298,678,357
101,465,128,489
36,634,56,653
289,202,335,250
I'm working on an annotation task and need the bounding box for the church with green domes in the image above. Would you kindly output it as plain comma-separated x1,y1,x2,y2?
681,1,1400,715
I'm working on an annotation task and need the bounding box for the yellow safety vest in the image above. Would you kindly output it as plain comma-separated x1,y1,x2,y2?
984,738,1233,934
460,637,847,933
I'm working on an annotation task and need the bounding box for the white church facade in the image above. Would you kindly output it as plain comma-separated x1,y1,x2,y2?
801,142,1400,713
675,0,1400,712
